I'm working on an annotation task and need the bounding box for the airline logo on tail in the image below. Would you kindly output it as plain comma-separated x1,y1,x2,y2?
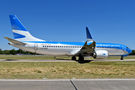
9,15,44,41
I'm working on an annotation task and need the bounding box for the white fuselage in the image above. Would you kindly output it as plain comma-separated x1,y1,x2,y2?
10,42,129,56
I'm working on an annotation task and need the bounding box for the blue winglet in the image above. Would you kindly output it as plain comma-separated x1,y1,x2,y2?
86,27,92,39
9,15,27,31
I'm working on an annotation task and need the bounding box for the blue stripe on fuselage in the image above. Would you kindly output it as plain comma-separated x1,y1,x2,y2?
23,41,126,50
96,43,124,49
24,41,85,46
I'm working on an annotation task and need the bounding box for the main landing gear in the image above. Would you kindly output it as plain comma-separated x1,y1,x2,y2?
121,56,123,60
79,55,84,61
71,55,84,61
72,56,76,60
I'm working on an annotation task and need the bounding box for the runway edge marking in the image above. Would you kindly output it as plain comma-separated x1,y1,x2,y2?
0,79,135,81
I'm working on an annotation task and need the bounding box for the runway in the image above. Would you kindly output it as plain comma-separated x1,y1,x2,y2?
0,59,135,62
1,79,135,90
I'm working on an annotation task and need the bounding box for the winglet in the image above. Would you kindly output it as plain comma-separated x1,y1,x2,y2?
86,27,93,40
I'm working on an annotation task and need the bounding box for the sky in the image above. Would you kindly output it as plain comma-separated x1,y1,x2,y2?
0,0,135,50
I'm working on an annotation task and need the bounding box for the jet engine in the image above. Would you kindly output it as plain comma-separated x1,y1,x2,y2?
92,50,109,59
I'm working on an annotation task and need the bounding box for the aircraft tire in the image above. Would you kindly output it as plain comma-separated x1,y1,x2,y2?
79,55,84,61
121,56,123,60
72,56,76,60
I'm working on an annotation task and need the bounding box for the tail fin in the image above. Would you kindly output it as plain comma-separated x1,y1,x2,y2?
86,27,93,41
9,15,44,41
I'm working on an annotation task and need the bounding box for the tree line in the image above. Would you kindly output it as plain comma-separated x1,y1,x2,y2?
0,49,135,55
0,49,36,55
130,50,135,55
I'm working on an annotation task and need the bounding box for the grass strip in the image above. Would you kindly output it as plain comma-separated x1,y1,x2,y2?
0,61,135,79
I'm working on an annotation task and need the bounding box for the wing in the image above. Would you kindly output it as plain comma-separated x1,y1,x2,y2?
4,37,26,45
75,41,96,56
75,27,96,56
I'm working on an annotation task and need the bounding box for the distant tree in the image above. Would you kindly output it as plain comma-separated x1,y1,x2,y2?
0,49,3,54
3,50,10,54
17,49,24,54
24,51,36,55
16,49,36,55
10,49,17,55
130,50,135,55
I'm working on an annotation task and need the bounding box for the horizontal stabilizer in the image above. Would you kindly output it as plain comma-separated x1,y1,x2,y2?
4,37,26,45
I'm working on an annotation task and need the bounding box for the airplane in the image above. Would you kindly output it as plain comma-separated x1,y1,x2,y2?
4,15,132,60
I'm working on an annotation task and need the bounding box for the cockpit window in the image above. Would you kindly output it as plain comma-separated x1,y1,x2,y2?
127,47,129,49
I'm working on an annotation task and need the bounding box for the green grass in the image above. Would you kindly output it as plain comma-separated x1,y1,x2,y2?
0,61,135,79
0,55,135,60
107,56,135,59
0,55,71,60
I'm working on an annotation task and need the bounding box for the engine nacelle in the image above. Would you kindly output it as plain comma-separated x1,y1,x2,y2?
93,50,109,59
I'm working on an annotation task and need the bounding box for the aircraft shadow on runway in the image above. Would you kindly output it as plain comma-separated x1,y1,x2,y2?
72,60,93,64
56,58,93,64
4,59,17,61
3,59,93,64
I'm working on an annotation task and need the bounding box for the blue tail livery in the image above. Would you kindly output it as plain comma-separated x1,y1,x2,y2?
9,15,44,41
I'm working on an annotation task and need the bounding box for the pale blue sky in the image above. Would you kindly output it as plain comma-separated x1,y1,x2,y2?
0,0,135,50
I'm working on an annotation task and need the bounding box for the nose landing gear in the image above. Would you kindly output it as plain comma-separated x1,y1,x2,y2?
121,56,123,60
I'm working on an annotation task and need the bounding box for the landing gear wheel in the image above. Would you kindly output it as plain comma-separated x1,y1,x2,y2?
121,56,123,60
72,56,76,60
79,55,84,61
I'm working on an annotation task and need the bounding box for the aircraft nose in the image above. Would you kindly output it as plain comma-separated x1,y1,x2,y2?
128,48,132,54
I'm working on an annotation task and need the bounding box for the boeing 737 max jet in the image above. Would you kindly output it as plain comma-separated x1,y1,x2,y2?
4,15,132,60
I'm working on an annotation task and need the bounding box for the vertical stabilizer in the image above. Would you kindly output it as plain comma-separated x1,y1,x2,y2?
9,15,44,41
86,27,93,41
